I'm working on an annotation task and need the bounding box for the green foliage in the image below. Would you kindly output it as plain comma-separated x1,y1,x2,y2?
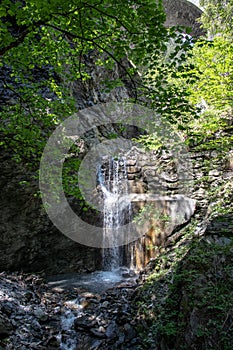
160,239,233,349
141,33,233,154
176,36,233,153
141,32,195,128
62,156,82,200
0,0,167,170
200,0,233,37
133,231,233,349
208,181,233,216
1,0,232,208
0,0,167,79
0,85,75,166
181,37,233,111
133,204,171,231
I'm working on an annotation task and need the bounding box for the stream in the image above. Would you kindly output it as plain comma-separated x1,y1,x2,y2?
47,268,137,293
48,156,139,349
0,271,141,350
46,268,139,350
0,157,143,349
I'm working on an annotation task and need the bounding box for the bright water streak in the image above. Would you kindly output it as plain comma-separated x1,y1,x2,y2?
98,157,132,270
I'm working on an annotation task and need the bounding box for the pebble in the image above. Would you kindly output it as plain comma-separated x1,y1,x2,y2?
0,272,140,349
102,301,109,308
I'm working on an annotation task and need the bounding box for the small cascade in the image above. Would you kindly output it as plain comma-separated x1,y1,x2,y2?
98,156,132,271
58,299,82,350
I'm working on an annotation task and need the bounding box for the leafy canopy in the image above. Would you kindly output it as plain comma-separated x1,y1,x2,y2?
200,0,233,37
174,35,233,151
0,0,168,165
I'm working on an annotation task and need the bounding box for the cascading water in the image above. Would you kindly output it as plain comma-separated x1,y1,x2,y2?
48,157,137,350
98,156,133,271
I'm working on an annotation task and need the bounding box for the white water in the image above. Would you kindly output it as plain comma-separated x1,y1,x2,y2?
55,270,137,350
58,299,82,350
55,157,135,350
98,157,132,271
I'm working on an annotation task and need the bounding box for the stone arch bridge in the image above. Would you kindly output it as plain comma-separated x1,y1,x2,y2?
163,0,204,36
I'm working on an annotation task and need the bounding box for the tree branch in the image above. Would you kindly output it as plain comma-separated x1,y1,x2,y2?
44,23,138,100
83,2,140,35
0,19,46,56
0,29,30,56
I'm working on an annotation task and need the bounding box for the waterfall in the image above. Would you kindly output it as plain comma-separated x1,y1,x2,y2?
98,157,132,271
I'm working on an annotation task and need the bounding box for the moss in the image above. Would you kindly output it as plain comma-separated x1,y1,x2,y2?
133,234,233,350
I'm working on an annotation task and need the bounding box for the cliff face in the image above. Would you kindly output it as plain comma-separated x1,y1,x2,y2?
130,127,233,350
0,152,101,274
132,224,233,350
0,58,133,274
1,102,232,274
0,2,210,275
0,119,195,274
0,4,232,349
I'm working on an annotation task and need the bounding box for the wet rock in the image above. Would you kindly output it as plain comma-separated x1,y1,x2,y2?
105,321,118,339
76,335,103,350
122,270,136,278
46,335,60,348
74,315,97,330
53,306,61,314
124,323,136,342
101,301,109,308
1,301,14,316
31,319,42,332
97,326,106,333
24,291,34,301
0,314,13,338
90,328,106,338
89,339,103,349
34,307,48,322
114,334,125,346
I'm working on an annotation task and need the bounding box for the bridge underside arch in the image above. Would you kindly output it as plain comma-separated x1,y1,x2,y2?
163,0,204,36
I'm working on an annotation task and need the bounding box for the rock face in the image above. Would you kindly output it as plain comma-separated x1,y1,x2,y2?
0,110,197,274
133,231,233,350
1,103,232,274
2,115,232,274
0,152,103,274
0,1,212,275
127,194,196,270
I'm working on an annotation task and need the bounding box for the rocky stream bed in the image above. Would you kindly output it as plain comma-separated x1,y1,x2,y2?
1,228,233,350
0,270,143,350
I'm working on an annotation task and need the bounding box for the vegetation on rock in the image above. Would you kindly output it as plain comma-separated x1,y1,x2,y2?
0,0,167,167
130,2,233,349
0,1,232,349
133,229,233,350
200,0,233,38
